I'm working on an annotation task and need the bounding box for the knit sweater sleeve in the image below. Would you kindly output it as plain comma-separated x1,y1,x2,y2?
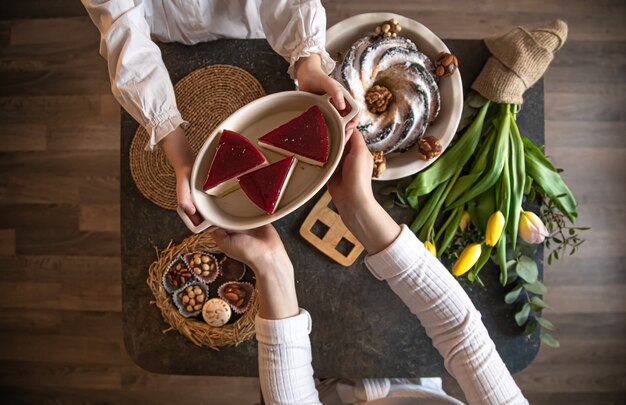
364,225,529,405
256,309,321,405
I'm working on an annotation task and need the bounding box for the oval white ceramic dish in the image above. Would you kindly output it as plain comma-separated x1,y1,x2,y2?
326,13,463,181
178,89,359,233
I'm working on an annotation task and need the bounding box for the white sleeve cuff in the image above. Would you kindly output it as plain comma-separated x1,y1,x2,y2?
143,110,189,151
364,225,428,281
255,309,313,345
287,38,336,80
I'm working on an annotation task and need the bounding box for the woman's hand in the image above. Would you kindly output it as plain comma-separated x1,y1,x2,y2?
296,54,346,110
210,225,287,274
327,130,401,254
296,54,360,145
211,225,299,320
327,128,375,211
160,126,203,226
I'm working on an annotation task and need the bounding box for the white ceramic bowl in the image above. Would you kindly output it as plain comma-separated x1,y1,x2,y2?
326,13,463,181
178,89,359,233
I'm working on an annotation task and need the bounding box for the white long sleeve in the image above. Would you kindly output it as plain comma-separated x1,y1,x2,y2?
364,225,528,405
82,0,333,150
256,225,527,405
256,310,321,405
81,0,187,151
260,0,336,79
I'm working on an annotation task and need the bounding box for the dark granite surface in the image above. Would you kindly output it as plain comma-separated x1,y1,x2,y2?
121,39,543,377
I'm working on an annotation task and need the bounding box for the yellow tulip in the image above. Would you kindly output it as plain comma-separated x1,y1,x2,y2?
452,243,482,277
518,210,549,244
459,211,471,233
485,211,505,247
424,241,437,256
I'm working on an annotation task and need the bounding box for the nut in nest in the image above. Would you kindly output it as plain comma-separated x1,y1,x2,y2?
372,151,386,178
365,85,393,114
417,136,443,160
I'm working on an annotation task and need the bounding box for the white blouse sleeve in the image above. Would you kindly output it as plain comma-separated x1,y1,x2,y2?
365,225,529,405
255,309,321,405
259,0,335,79
81,0,187,151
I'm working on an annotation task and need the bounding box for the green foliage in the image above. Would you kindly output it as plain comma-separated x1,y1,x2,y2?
385,92,590,349
515,256,538,283
540,332,560,348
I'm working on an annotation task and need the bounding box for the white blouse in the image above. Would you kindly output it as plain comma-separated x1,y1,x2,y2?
256,226,529,404
81,0,335,150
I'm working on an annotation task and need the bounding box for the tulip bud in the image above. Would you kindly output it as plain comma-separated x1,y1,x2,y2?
485,211,505,247
452,243,482,277
459,211,471,233
518,210,549,244
424,241,437,256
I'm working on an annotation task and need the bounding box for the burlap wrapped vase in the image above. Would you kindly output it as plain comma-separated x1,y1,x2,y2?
471,20,568,104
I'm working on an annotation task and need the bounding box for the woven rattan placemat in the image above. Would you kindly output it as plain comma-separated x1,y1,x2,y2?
130,65,266,210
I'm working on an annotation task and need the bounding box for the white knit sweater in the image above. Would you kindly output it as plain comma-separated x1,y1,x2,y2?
255,225,529,405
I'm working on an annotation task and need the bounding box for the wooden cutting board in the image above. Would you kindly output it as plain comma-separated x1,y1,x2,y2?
299,191,364,266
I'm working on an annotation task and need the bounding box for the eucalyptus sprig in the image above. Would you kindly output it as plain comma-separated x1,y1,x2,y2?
539,191,589,265
503,250,559,348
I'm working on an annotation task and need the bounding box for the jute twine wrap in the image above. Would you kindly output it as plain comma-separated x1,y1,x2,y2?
471,20,568,104
147,232,258,349
130,65,266,210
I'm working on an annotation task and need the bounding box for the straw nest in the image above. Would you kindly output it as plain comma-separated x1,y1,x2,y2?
147,232,258,349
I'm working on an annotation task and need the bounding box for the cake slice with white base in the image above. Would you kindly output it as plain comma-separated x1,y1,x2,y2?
203,129,268,196
258,106,329,166
238,156,297,214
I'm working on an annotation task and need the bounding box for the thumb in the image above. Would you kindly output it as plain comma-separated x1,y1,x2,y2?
180,200,196,216
179,198,204,226
323,78,346,111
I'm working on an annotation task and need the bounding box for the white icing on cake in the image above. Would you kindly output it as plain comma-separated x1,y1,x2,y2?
334,35,440,155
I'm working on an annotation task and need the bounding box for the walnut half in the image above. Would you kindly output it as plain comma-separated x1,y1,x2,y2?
365,85,393,114
372,151,386,178
417,136,443,160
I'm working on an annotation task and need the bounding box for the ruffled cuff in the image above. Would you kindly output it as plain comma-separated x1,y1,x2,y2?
255,309,312,345
143,109,189,151
364,225,427,281
287,38,336,80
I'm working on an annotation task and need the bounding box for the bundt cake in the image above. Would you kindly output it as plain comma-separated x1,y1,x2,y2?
334,33,440,155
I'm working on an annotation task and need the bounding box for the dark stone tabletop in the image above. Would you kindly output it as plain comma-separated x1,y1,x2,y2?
121,39,543,377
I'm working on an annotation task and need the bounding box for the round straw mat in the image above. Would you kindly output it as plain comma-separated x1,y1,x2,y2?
130,65,266,210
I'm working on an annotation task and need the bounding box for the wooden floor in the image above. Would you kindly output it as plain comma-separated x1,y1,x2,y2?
0,1,624,403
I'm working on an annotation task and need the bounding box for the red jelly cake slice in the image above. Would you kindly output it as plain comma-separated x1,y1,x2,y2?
239,156,297,214
258,106,329,166
203,129,268,196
